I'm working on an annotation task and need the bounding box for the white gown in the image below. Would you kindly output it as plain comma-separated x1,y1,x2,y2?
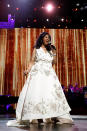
7,47,73,126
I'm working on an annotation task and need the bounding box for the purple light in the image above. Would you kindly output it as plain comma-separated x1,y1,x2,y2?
6,104,11,111
0,14,15,28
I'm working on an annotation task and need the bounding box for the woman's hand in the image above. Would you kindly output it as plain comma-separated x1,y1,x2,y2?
24,70,29,76
52,49,57,65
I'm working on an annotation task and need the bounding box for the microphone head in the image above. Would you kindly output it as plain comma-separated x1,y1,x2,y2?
45,42,52,51
48,41,51,45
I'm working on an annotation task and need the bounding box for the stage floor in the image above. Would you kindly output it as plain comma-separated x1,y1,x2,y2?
0,115,87,131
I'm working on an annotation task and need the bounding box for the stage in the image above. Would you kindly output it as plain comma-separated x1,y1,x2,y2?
0,115,87,131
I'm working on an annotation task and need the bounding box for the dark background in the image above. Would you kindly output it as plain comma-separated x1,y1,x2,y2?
0,0,87,28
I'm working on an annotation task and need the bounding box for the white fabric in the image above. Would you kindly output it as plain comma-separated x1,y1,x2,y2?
7,47,73,126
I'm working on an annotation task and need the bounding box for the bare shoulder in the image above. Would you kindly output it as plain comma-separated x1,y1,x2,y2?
33,47,36,52
32,48,37,55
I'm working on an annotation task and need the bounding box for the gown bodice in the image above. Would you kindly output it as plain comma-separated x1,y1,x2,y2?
30,47,54,75
35,47,54,64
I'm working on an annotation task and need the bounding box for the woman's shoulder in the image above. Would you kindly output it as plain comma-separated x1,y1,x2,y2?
33,47,41,55
32,47,36,53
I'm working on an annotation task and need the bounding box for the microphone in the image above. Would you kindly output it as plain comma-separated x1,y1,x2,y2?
45,41,52,51
47,42,56,51
48,41,51,45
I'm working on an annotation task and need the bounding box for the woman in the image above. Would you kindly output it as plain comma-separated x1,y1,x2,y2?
7,32,73,126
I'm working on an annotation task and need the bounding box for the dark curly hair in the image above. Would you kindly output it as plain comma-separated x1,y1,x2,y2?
33,32,56,51
34,32,51,49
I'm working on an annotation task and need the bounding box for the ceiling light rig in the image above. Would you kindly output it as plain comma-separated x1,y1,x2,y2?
0,0,87,28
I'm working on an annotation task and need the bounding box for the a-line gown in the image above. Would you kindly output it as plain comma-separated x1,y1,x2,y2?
7,47,73,126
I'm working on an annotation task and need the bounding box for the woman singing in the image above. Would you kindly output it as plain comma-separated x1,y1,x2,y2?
7,32,73,126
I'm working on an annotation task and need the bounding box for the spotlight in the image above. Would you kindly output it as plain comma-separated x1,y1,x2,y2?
34,8,37,11
81,19,84,22
43,26,46,28
76,3,80,6
66,19,68,23
45,3,54,12
65,26,68,29
16,8,19,11
7,4,10,7
61,18,64,22
58,5,61,9
84,6,87,9
11,18,14,21
58,24,61,27
6,104,11,111
46,19,49,22
72,8,78,12
33,19,37,22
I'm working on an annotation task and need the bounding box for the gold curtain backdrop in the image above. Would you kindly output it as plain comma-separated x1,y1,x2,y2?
0,28,87,96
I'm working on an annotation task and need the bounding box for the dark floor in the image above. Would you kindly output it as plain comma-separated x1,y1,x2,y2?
0,115,87,131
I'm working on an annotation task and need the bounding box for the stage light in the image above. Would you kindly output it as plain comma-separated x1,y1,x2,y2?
76,3,80,6
11,18,13,21
46,19,49,22
58,24,60,27
6,104,11,111
45,3,54,12
33,19,37,22
61,18,64,22
58,5,61,9
84,6,87,9
81,19,84,22
65,26,68,29
73,8,78,12
66,19,68,23
7,4,10,7
16,8,19,11
34,8,37,11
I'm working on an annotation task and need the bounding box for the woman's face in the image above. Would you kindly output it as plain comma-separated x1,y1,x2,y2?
42,34,50,46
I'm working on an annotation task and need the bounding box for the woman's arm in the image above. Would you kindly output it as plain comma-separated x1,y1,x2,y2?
24,48,36,75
